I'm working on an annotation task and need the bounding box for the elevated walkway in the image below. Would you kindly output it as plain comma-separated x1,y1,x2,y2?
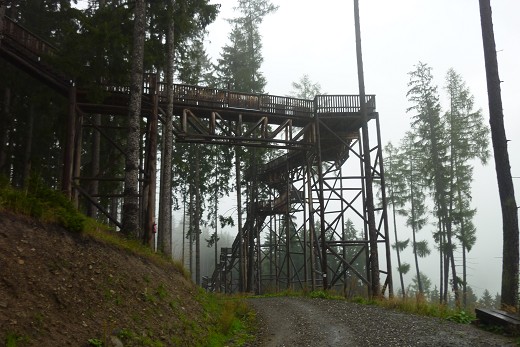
2,13,392,296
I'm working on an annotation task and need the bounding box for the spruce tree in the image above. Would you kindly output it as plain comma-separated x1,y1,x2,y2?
383,142,410,297
444,68,489,308
407,62,458,304
399,132,430,295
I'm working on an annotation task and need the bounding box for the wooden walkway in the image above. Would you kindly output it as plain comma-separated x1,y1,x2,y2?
1,15,376,126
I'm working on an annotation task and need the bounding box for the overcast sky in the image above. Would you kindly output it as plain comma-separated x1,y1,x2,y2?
204,0,520,298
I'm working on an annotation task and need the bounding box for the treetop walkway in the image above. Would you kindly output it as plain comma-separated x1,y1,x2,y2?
1,15,375,126
1,12,392,298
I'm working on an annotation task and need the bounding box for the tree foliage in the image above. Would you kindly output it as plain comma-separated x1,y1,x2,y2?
290,74,322,99
1,0,219,240
390,62,490,304
215,0,277,92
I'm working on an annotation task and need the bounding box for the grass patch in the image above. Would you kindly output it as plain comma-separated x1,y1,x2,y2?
156,283,168,299
372,295,476,322
116,328,164,347
4,332,28,347
87,338,103,347
254,288,304,298
308,290,344,300
197,292,256,346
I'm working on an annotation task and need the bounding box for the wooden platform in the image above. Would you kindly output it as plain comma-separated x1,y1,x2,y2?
475,308,520,333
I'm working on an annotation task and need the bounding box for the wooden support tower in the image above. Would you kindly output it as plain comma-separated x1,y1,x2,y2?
1,13,393,297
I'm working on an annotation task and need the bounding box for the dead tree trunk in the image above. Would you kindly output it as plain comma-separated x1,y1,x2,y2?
479,0,519,310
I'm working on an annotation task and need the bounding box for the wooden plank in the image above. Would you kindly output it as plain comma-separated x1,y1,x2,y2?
475,308,520,332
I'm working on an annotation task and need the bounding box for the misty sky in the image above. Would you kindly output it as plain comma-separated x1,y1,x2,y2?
204,0,520,298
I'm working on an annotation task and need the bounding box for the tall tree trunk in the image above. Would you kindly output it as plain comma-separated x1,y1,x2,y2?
429,115,459,306
438,221,444,304
391,203,406,297
479,0,519,310
142,82,157,248
443,240,450,303
247,150,258,292
462,236,467,308
182,192,187,266
354,0,380,297
0,4,6,45
410,158,423,294
62,85,76,199
189,185,194,278
122,0,146,237
158,1,174,256
195,145,201,285
213,158,219,272
88,0,104,218
235,147,244,291
457,187,468,308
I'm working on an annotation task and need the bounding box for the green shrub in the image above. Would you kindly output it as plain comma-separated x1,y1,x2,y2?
446,310,475,324
4,332,27,347
87,338,103,346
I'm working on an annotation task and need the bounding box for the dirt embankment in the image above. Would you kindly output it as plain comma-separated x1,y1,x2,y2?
0,211,208,346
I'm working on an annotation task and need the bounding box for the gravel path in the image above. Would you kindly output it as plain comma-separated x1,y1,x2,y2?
248,297,517,347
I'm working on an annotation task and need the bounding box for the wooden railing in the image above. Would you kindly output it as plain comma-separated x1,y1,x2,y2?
160,84,376,117
315,95,376,113
159,83,315,118
1,15,376,118
1,16,57,58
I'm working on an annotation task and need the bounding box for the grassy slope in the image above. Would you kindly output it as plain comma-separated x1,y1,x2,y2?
0,179,255,346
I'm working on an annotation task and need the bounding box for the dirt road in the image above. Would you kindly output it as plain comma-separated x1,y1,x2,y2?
248,297,516,347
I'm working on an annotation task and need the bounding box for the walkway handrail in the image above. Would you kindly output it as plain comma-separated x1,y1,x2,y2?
315,94,376,114
2,15,377,118
160,83,315,118
155,83,376,117
1,16,57,58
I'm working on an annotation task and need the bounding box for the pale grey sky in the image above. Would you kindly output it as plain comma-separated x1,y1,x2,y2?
205,0,520,298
